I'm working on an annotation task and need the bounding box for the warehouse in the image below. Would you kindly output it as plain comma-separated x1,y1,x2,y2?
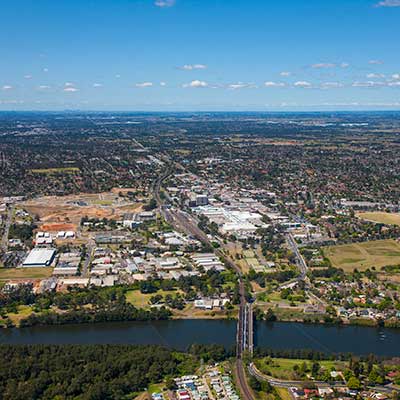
22,248,56,267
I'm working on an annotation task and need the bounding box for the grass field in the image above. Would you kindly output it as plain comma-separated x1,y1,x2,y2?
323,239,400,272
255,358,344,380
0,267,53,280
30,167,80,174
356,211,400,226
6,305,34,326
125,289,181,308
275,388,292,400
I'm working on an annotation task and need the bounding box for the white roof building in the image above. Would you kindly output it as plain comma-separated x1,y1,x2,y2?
23,248,56,267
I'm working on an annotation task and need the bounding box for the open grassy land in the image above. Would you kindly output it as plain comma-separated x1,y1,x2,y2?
255,358,345,381
5,305,34,326
275,388,292,400
0,267,53,280
125,289,181,308
323,239,400,272
356,211,400,226
126,289,237,319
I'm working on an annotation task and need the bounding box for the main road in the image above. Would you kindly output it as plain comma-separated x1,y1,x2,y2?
152,168,254,400
1,204,14,253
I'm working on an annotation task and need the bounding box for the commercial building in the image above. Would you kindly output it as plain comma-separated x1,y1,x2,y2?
22,248,56,267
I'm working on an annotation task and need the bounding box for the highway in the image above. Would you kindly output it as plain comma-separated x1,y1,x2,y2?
152,169,254,400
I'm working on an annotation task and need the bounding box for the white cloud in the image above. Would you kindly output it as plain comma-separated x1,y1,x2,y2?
264,81,286,87
294,81,312,88
24,75,32,79
228,82,257,90
352,81,385,87
388,81,400,86
179,64,207,70
155,0,176,7
64,87,79,92
392,74,400,80
160,82,167,86
2,85,13,90
311,63,336,69
340,62,350,68
320,82,344,89
65,82,75,87
38,85,51,90
374,0,400,7
135,82,153,88
279,71,291,77
368,59,384,65
0,100,24,105
93,83,103,87
183,80,208,88
366,73,385,78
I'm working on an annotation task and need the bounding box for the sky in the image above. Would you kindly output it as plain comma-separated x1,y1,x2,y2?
1,0,400,111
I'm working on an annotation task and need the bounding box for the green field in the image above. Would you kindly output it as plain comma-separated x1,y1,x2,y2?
356,211,400,226
0,267,53,280
323,239,400,272
6,305,34,326
255,357,345,380
125,289,181,308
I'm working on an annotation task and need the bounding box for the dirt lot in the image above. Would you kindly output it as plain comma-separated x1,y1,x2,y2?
21,191,143,230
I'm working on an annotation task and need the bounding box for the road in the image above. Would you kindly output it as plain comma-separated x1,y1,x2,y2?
248,363,400,394
81,238,95,277
152,168,254,400
1,204,14,253
286,233,308,280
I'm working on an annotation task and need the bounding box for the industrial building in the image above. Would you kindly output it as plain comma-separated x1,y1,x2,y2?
22,248,56,267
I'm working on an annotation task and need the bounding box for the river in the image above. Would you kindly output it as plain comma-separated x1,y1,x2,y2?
1,320,399,357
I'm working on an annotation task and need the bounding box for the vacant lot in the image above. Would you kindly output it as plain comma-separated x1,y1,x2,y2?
0,267,53,280
356,211,400,226
323,239,400,271
22,192,143,227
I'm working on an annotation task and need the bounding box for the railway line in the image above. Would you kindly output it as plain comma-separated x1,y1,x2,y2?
152,169,254,400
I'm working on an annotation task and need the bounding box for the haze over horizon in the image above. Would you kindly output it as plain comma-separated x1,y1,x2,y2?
1,0,400,111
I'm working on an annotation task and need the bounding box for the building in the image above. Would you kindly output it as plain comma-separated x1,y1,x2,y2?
188,193,209,207
23,248,56,267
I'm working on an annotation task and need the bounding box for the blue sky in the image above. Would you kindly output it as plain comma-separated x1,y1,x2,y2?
1,0,400,111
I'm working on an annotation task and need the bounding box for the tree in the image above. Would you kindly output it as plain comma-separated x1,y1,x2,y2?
166,377,177,390
265,308,277,322
311,362,320,377
347,376,361,390
248,376,261,391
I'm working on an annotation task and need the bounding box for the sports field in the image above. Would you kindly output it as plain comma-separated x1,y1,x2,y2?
356,211,400,226
323,239,400,272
